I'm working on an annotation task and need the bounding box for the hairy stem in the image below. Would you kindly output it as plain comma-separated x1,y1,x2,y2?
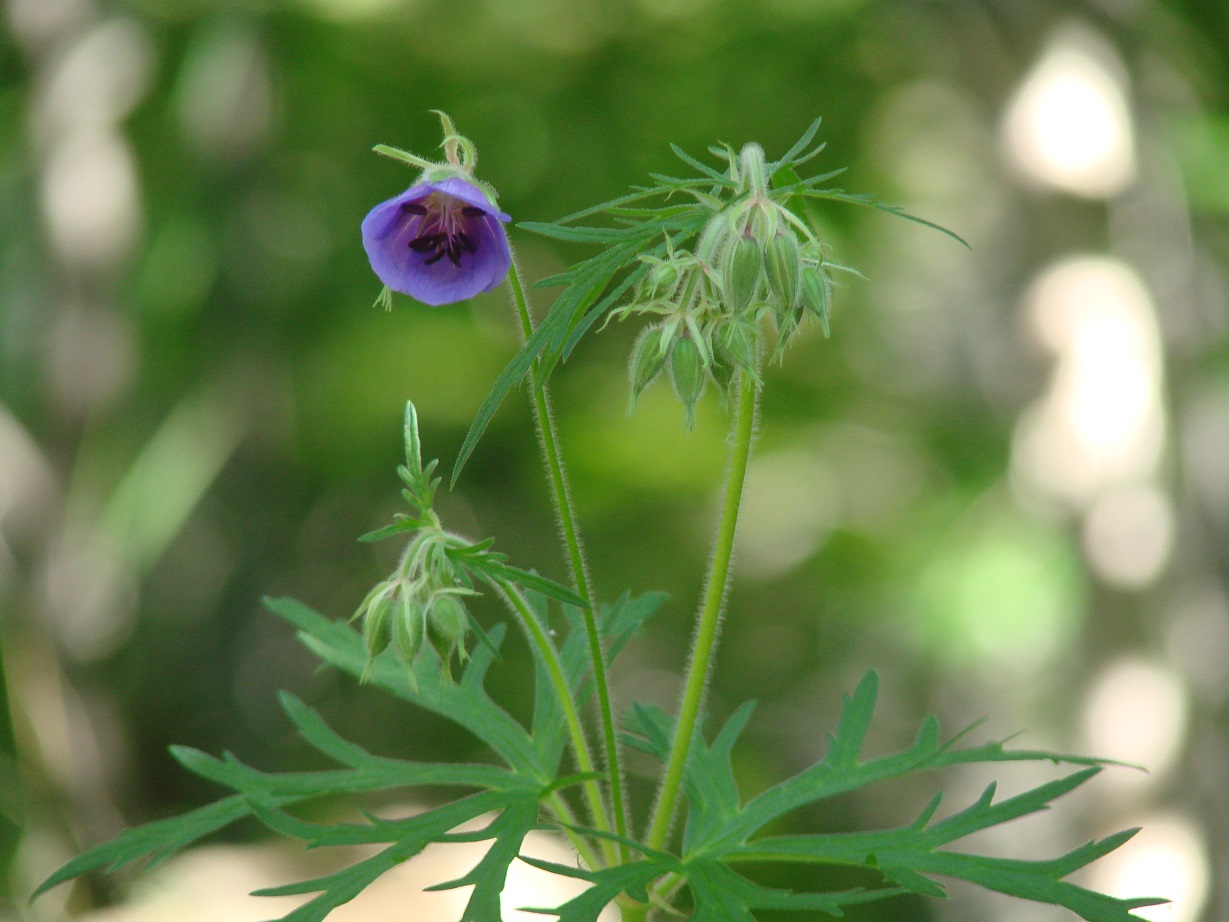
544,791,602,873
507,255,629,859
495,579,617,867
645,369,759,852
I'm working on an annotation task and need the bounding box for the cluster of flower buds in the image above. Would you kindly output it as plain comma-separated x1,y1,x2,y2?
352,525,477,681
620,143,835,424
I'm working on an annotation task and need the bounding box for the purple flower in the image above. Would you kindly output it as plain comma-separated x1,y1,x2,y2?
361,176,511,306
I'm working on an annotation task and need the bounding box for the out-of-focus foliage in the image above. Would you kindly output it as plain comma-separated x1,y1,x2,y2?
1,0,1227,920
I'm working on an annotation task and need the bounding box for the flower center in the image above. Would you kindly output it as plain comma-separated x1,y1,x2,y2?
403,198,487,268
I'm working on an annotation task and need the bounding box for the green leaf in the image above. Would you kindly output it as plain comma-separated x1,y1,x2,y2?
517,858,661,920
467,557,588,608
668,142,737,186
451,310,562,486
267,597,546,777
422,798,541,922
32,797,252,898
801,187,971,248
768,116,823,172
642,670,1162,922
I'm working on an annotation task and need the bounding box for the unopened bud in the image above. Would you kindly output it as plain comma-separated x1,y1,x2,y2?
696,212,730,264
642,261,681,301
669,335,706,428
764,233,801,308
362,588,395,660
723,235,761,314
393,595,426,663
430,594,470,652
738,142,769,196
800,266,831,337
716,318,757,373
628,325,668,411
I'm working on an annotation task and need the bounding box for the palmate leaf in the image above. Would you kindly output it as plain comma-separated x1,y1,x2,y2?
703,673,1162,922
38,590,667,919
270,597,546,775
563,671,1161,922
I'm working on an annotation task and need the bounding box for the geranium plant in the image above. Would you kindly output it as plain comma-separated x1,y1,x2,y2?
36,113,1163,922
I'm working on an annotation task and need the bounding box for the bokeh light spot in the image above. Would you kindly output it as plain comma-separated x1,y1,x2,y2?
1081,657,1186,783
1004,25,1135,198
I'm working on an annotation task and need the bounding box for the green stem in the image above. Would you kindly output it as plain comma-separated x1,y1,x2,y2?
544,790,603,873
618,900,651,922
645,369,759,853
507,255,629,859
496,579,617,867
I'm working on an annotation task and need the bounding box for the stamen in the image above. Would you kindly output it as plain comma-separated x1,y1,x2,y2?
461,206,486,217
401,202,429,215
446,240,462,266
456,232,476,253
409,234,443,252
424,249,446,265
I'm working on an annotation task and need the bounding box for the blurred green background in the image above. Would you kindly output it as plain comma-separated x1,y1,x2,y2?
2,0,1227,919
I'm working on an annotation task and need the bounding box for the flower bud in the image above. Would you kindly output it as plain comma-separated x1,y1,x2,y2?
737,142,769,196
362,588,395,660
642,260,681,301
715,318,757,373
696,212,730,265
393,595,426,664
429,594,470,653
668,335,706,428
800,266,831,337
628,324,668,411
723,235,761,315
764,233,801,309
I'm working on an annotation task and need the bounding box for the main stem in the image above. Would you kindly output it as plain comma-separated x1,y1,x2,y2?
645,369,759,853
506,257,628,859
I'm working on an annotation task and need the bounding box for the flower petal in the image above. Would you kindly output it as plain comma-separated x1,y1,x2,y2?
361,178,511,306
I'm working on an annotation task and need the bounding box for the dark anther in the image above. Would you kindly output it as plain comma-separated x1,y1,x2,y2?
456,232,476,253
424,249,446,265
446,240,462,266
401,202,429,215
461,206,486,217
409,234,443,252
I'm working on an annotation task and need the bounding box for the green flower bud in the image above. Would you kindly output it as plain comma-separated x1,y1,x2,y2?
392,595,426,664
696,212,730,265
628,324,668,411
771,303,805,363
748,202,778,245
723,234,762,315
668,335,706,429
362,587,395,661
715,318,757,373
764,233,801,308
429,594,470,656
737,142,769,196
642,260,681,301
800,266,831,337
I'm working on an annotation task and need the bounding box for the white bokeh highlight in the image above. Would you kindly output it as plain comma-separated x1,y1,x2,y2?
1004,25,1135,198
